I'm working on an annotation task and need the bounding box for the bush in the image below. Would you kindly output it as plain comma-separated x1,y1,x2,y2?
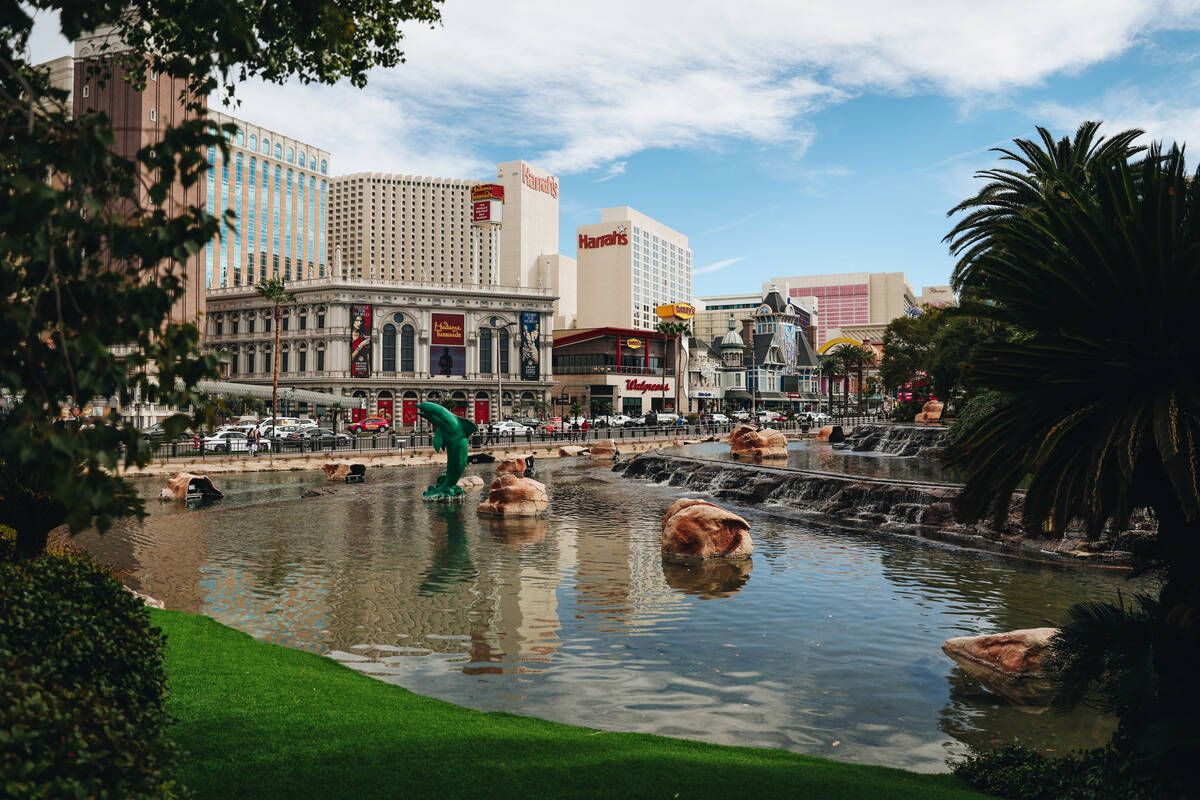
953,743,1173,800
0,548,186,799
948,390,1010,441
891,399,926,421
0,524,15,561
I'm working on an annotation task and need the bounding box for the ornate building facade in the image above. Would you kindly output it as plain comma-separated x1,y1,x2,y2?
205,276,556,426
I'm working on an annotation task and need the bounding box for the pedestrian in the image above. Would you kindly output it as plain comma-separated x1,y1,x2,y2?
581,419,590,439
249,428,259,457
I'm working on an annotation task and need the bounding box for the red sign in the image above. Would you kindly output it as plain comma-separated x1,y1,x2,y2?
472,200,493,222
471,183,504,201
578,227,629,250
377,399,393,425
522,164,558,198
349,303,372,378
401,399,418,426
625,379,669,394
431,313,465,345
474,400,490,423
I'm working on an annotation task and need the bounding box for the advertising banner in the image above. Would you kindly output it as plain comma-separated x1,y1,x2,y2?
431,313,465,345
470,183,505,202
431,345,466,376
519,310,540,381
472,201,492,222
349,303,373,378
401,399,418,426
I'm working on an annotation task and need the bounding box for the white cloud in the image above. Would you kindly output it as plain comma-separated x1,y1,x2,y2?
694,257,745,275
593,161,627,182
30,1,1200,178
1031,79,1200,153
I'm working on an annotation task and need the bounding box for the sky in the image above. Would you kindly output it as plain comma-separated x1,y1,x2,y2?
26,1,1200,297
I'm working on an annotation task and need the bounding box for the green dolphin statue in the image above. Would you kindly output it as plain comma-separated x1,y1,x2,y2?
417,401,479,501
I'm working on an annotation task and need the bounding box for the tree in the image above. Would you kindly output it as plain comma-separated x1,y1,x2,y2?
829,343,866,415
0,0,444,557
943,122,1200,780
655,319,691,413
880,307,944,396
820,355,843,415
255,277,295,436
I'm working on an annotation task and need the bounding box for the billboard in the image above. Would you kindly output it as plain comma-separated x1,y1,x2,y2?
520,310,540,381
471,183,505,202
349,303,372,378
655,302,696,321
472,199,502,223
431,313,465,345
431,345,466,376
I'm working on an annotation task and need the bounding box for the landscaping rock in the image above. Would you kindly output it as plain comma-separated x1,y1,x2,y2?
125,586,165,609
159,472,223,501
589,439,619,459
729,424,787,460
456,475,485,488
914,399,944,424
496,455,530,475
661,498,753,558
942,627,1057,678
477,473,550,517
558,445,587,457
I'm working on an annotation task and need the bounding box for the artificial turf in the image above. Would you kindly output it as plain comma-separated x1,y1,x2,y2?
151,609,992,800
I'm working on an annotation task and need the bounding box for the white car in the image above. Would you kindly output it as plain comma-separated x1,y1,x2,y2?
269,425,303,440
493,420,533,435
731,410,751,421
203,430,271,452
806,412,831,425
295,418,320,428
234,420,260,433
601,414,633,427
706,413,731,424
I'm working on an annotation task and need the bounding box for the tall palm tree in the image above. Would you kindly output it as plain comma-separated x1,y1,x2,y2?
654,319,691,414
820,355,842,416
944,122,1200,776
829,343,860,415
254,277,295,437
853,346,876,413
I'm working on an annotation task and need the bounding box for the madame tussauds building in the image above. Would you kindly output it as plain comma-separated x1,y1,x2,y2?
204,276,557,427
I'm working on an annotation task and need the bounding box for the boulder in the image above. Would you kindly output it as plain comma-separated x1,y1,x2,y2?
496,455,529,475
477,473,550,517
558,445,587,457
322,463,366,481
915,399,944,424
661,498,753,558
729,424,787,460
159,472,223,501
589,439,618,459
942,627,1057,678
456,475,485,488
815,425,845,443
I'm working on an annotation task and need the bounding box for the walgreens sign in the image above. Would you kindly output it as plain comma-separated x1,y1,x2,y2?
625,379,669,394
523,165,558,198
579,226,629,250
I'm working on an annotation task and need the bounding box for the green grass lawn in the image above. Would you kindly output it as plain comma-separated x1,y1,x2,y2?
152,609,992,800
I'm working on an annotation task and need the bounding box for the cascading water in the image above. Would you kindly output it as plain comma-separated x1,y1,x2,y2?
832,423,950,458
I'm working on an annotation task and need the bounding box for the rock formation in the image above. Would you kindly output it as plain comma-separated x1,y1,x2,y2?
942,628,1058,706
558,445,587,457
815,425,845,443
661,498,753,558
496,455,530,475
322,462,367,481
477,473,550,517
914,400,944,424
589,439,618,459
729,425,787,460
159,472,223,501
456,475,485,488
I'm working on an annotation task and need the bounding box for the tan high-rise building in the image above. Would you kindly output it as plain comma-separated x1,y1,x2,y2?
328,173,490,285
764,271,916,349
496,160,559,289
573,207,692,331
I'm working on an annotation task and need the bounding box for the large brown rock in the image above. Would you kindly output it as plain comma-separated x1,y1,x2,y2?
729,425,787,460
661,498,753,558
558,445,587,457
589,439,618,458
456,475,485,488
915,399,944,424
477,473,549,517
942,627,1057,677
496,455,530,475
159,472,223,501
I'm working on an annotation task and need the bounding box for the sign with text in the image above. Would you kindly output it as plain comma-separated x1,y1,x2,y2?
470,183,504,202
431,313,465,345
578,225,629,249
520,310,540,381
349,303,372,378
522,164,558,198
625,379,669,394
472,199,502,224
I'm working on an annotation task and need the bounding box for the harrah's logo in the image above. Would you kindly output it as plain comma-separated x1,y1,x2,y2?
522,165,558,198
579,224,629,250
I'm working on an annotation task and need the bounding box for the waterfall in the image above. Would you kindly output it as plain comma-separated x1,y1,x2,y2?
832,423,950,458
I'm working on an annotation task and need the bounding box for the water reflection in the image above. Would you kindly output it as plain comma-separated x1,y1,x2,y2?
662,557,753,598
75,460,1134,772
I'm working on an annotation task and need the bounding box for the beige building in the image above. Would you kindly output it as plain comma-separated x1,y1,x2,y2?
573,207,693,332
496,160,561,290
696,291,817,345
918,284,957,308
764,271,915,348
537,254,578,329
204,110,331,290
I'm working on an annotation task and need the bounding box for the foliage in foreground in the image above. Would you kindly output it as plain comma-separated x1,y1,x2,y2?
0,530,184,798
954,742,1173,800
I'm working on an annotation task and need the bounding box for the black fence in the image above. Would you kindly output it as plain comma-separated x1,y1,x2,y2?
147,414,887,462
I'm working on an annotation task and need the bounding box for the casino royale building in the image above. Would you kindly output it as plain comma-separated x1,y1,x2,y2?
204,277,556,426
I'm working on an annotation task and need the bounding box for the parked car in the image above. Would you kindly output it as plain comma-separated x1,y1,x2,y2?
493,420,533,435
731,410,751,421
256,417,299,434
294,427,350,444
234,420,260,434
348,416,390,434
805,412,831,425
203,430,270,452
601,414,634,427
513,417,542,428
705,413,731,424
294,418,320,428
269,425,303,440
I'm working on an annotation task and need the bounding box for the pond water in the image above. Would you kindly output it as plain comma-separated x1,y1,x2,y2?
664,440,960,483
78,458,1134,772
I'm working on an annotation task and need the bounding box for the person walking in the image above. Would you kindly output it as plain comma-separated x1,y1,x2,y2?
581,419,590,440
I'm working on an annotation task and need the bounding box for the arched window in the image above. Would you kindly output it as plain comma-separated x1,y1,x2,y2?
298,342,308,373
310,156,316,170
275,143,282,159
479,328,492,374
316,342,326,372
236,128,244,146
287,147,294,163
382,323,397,372
498,329,510,375
316,306,326,328
249,134,257,150
400,324,415,372
320,159,327,174
262,137,270,154
298,151,305,166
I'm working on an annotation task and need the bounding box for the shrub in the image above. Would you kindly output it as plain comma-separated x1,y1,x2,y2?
0,524,14,561
953,742,1173,800
891,399,926,421
948,390,1010,441
0,549,186,799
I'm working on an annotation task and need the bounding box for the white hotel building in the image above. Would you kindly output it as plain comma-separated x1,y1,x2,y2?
572,207,693,331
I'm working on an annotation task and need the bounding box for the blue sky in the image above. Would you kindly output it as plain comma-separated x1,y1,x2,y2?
28,1,1200,295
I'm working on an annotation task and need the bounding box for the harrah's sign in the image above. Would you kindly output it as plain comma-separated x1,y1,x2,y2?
625,378,669,394
579,227,629,250
522,165,558,198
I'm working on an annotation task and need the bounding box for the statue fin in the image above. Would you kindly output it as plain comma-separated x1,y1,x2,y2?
432,430,443,451
457,417,478,437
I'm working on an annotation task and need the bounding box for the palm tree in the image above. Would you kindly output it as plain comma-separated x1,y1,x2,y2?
654,320,691,414
853,346,876,413
944,122,1200,777
254,277,295,437
820,355,842,416
829,343,861,416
